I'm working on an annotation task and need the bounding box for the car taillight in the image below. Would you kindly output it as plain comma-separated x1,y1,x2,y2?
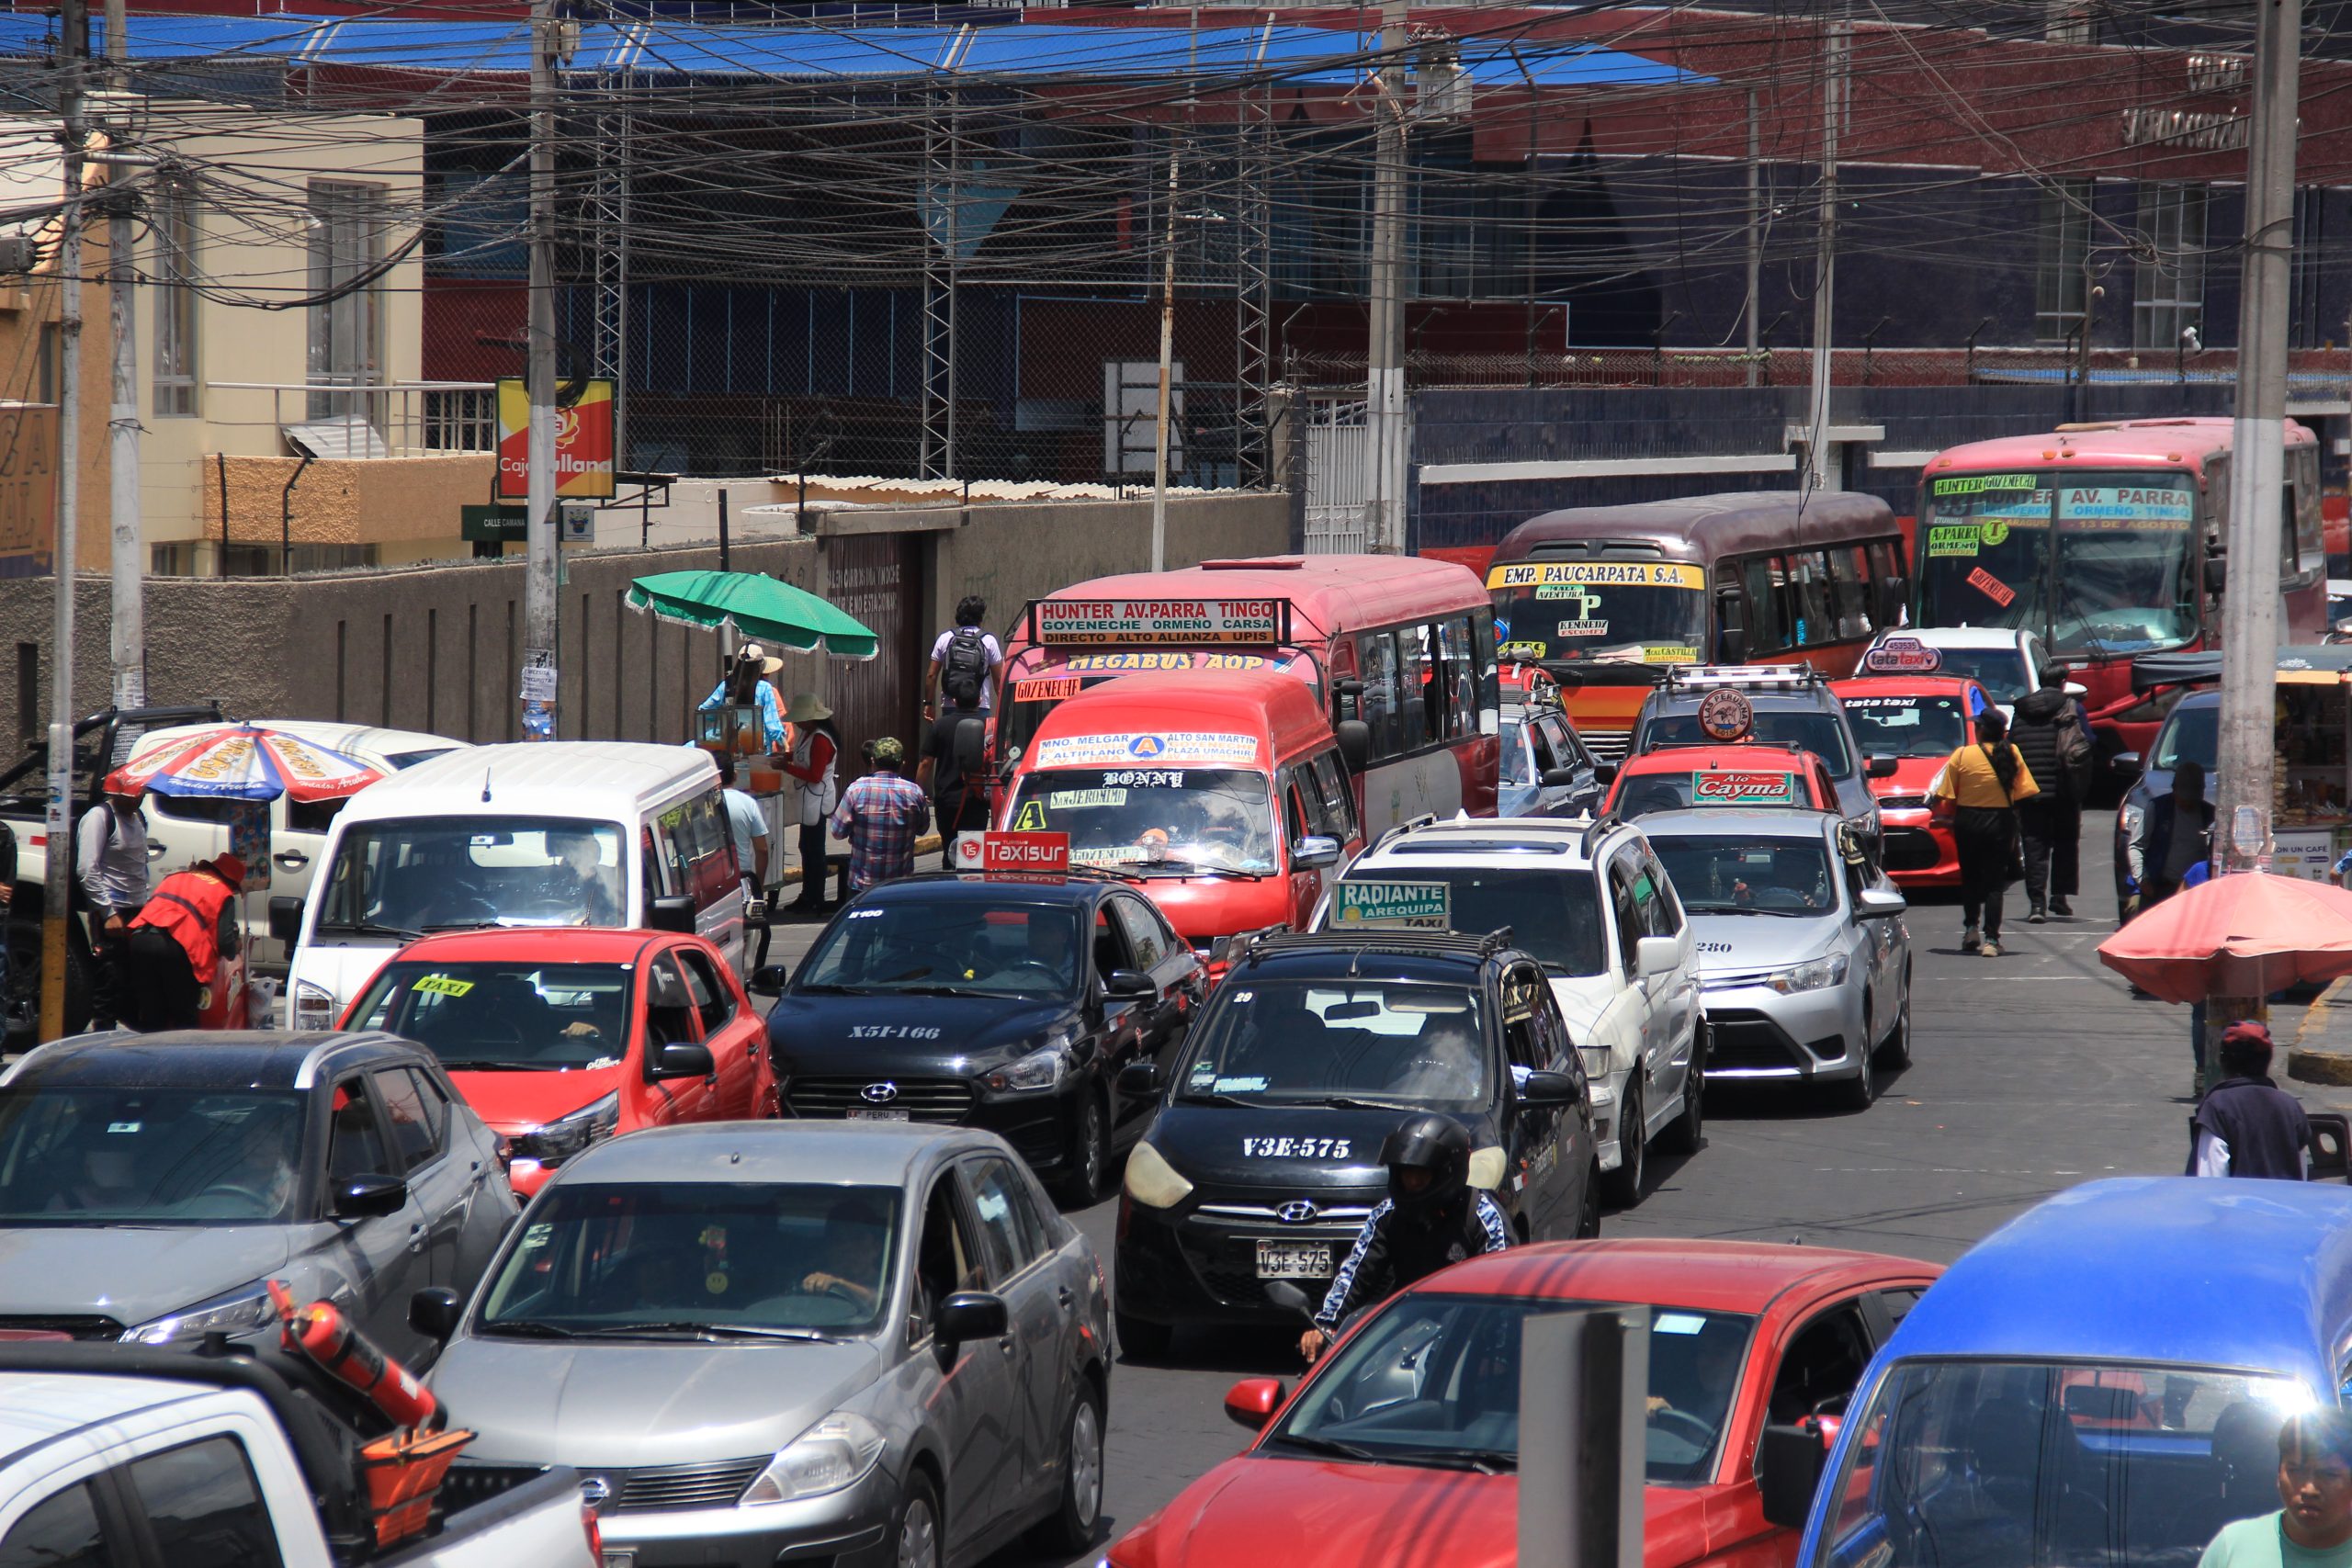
582,1504,603,1559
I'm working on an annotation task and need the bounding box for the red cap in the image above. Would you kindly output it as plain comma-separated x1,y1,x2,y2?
2223,1021,2274,1050
208,853,247,888
102,768,141,797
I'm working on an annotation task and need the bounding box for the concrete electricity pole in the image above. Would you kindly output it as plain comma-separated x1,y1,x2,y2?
1363,0,1408,553
522,0,559,739
1803,21,1846,493
39,0,89,1042
102,0,141,716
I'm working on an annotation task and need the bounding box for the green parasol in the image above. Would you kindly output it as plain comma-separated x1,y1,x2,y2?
626,570,878,660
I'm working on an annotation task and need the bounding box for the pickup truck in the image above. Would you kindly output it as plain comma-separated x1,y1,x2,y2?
0,1341,601,1568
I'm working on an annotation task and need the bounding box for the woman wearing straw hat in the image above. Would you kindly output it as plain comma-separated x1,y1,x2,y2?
700,644,786,752
778,693,841,912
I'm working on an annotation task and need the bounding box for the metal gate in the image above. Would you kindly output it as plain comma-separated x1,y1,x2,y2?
1303,399,1371,554
826,533,925,777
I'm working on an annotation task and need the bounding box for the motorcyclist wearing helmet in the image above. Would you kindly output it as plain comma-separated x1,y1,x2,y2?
1297,1112,1512,1363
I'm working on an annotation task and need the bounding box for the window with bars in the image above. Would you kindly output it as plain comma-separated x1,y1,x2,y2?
307,181,387,422
153,182,198,417
2034,179,2090,344
2132,184,2207,351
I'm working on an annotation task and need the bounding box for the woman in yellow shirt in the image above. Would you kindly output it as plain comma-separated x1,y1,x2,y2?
1930,709,2040,956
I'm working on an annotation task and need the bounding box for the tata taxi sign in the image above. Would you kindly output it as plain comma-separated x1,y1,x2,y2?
1034,598,1285,647
954,832,1071,875
1690,770,1801,806
495,378,616,501
1860,637,1943,675
1334,880,1453,930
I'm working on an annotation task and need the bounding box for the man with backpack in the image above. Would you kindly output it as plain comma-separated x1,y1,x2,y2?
924,596,1003,722
2010,671,2094,922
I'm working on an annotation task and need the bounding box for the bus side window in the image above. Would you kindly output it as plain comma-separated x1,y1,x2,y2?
1439,616,1478,739
1867,538,1906,629
1309,750,1359,842
1790,550,1835,648
1397,626,1435,751
1830,545,1873,640
1741,557,1786,654
1359,632,1402,757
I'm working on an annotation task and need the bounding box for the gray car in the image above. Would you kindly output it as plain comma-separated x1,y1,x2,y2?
0,1030,517,1364
1639,807,1912,1109
421,1120,1112,1568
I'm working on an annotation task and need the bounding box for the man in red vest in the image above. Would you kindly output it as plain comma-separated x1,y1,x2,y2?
123,853,245,1032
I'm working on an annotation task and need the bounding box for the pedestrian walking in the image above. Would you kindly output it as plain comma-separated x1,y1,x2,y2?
778,693,840,912
1929,709,2038,957
918,698,987,868
2129,760,2216,915
699,644,786,752
923,595,1003,722
715,754,769,895
121,853,244,1032
2188,1021,2312,1179
2199,1410,2352,1568
2011,673,2092,921
828,737,931,893
75,772,151,1031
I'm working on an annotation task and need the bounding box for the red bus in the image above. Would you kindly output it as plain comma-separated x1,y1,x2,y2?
998,556,1499,835
1912,418,2325,765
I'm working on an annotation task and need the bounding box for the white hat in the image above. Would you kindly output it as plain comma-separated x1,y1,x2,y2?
738,643,785,676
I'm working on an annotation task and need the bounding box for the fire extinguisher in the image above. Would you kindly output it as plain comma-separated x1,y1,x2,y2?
266,1280,441,1431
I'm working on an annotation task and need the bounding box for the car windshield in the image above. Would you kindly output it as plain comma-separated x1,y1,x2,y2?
1177,980,1489,1111
797,900,1082,998
1814,1359,2306,1568
318,817,628,937
1643,710,1855,777
1652,834,1838,915
1916,648,2030,704
2154,703,2220,772
1488,560,1710,667
1269,1294,1755,1484
1500,718,1535,786
0,1087,306,1224
1003,768,1277,876
1615,765,1808,817
479,1180,900,1337
1842,693,1973,759
348,962,634,1070
1332,869,1604,976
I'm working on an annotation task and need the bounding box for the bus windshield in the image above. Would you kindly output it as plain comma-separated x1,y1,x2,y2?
1916,471,2199,657
1002,767,1278,876
1487,560,1709,667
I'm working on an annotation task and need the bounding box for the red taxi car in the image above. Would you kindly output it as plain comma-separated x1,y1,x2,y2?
337,927,775,1195
1602,744,1838,819
1108,1240,1941,1568
1829,676,1990,887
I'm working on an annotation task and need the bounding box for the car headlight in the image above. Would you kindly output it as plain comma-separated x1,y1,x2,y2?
985,1034,1071,1096
741,1412,887,1506
507,1091,619,1167
292,980,337,1032
1123,1139,1193,1210
1764,953,1849,995
125,1285,275,1345
2120,803,2144,844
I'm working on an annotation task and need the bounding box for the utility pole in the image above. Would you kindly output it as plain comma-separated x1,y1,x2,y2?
40,0,88,1043
521,0,559,740
1804,20,1846,492
1149,148,1178,573
102,0,139,717
1363,0,1408,553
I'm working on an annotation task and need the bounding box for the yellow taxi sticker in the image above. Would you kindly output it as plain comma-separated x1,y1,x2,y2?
413,976,475,998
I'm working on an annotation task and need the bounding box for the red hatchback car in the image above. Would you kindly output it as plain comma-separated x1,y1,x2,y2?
339,928,775,1196
1108,1240,1941,1568
1830,677,1991,888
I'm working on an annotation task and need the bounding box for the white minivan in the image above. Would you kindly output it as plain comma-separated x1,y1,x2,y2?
278,742,748,1031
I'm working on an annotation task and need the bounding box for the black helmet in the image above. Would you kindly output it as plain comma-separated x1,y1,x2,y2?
1380,1113,1471,1217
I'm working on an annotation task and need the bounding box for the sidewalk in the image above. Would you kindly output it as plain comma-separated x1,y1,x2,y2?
2290,976,2352,1092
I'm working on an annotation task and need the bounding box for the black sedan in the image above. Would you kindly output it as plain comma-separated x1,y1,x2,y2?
758,872,1207,1204
1110,928,1599,1359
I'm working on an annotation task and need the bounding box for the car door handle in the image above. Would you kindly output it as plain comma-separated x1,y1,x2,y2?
408,1222,426,1254
275,851,310,870
1057,1286,1075,1312
998,1334,1018,1358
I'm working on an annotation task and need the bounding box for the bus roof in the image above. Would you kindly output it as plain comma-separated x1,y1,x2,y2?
1020,555,1484,646
1020,669,1330,767
1493,491,1894,566
1927,417,2316,482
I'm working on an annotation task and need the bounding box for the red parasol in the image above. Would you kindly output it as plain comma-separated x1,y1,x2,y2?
2097,872,2352,1005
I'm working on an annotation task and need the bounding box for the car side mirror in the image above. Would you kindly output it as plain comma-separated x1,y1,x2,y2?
933,1291,1008,1347
1857,887,1907,919
1518,1068,1579,1108
1293,836,1341,871
750,964,792,994
1104,969,1155,999
2205,556,2228,595
2112,751,2143,776
334,1173,409,1220
268,896,304,945
2063,681,2088,699
1757,1421,1832,1531
409,1286,462,1344
1635,935,1679,978
1593,761,1617,785
1116,1059,1160,1096
1866,755,1899,779
1225,1376,1290,1431
651,1041,716,1080
649,895,696,934
2312,1112,2352,1182
1540,767,1580,788
1334,720,1371,773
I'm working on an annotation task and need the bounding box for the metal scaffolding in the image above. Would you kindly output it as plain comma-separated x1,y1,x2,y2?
582,51,633,465
1235,37,1275,490
918,32,975,481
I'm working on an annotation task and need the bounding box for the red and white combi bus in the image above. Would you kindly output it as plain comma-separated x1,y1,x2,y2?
1911,417,2326,765
995,556,1499,837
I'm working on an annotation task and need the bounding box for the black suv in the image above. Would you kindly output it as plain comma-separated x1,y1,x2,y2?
760,872,1206,1204
1111,929,1598,1359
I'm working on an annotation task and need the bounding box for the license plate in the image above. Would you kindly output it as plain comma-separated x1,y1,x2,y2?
601,1552,635,1568
845,1107,910,1122
1255,1240,1331,1280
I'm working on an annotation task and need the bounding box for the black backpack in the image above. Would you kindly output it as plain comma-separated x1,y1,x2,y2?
942,626,989,707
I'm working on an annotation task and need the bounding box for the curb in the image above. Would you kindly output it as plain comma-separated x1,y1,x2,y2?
2289,976,2352,1086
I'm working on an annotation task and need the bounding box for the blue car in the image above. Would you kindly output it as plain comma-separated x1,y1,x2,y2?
1784,1178,2352,1568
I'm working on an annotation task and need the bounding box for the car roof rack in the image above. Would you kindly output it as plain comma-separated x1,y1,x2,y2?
1579,810,1628,856
1660,662,1825,694
1239,926,1518,976
1364,811,1443,857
